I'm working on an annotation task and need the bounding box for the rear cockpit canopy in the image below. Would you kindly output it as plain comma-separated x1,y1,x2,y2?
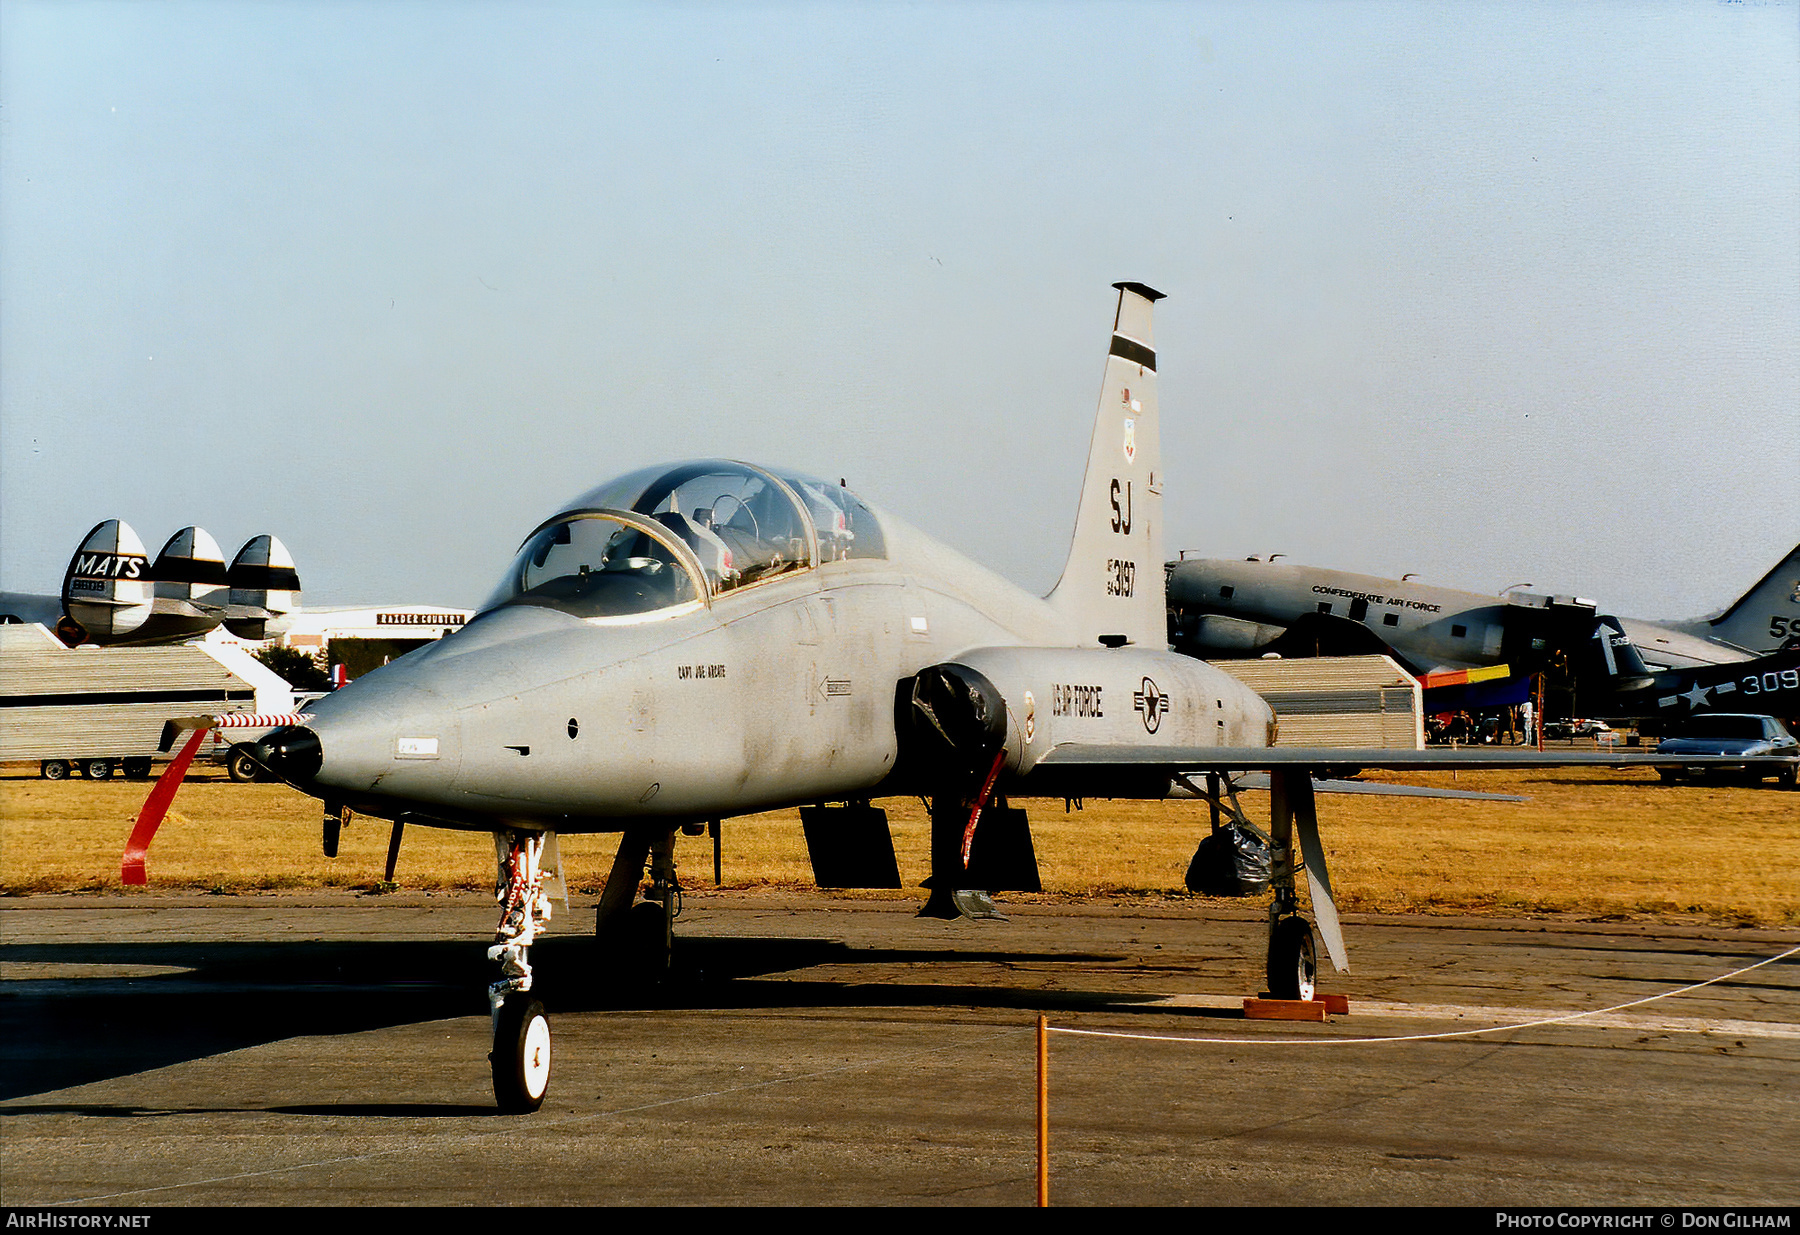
482,460,886,620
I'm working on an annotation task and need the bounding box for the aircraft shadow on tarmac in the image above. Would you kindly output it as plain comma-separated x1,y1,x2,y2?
0,931,1179,1104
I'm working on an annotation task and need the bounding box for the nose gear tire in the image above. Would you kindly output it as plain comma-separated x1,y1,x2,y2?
491,996,551,1113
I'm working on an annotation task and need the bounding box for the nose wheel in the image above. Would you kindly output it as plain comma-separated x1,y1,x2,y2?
491,996,551,1113
1266,914,1317,1002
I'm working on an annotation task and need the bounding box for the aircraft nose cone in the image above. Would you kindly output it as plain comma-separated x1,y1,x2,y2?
289,678,464,798
256,726,322,786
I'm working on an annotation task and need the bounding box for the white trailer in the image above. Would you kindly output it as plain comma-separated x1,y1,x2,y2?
0,624,294,779
1215,654,1424,749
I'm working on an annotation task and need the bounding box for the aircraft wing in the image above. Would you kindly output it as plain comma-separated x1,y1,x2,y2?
1036,740,1794,978
1034,744,1792,774
0,592,65,627
1219,773,1526,802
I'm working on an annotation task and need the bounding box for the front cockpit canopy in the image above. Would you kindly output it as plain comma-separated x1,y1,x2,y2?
483,460,886,619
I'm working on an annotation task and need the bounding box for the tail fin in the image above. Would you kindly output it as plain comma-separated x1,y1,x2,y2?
1703,544,1800,653
133,526,229,643
61,520,152,643
1045,282,1167,648
1577,615,1654,694
224,535,301,640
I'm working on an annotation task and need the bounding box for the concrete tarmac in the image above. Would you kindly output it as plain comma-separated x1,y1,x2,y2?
2,891,1796,1207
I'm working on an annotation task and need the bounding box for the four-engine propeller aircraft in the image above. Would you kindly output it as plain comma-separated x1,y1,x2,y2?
0,521,301,647
125,283,1786,1113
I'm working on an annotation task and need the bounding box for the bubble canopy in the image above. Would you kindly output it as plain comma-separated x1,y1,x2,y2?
482,460,886,619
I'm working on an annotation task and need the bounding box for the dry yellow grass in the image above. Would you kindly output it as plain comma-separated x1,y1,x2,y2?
2,765,1795,925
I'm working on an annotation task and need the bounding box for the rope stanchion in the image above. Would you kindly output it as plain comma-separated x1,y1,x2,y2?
1036,1015,1049,1207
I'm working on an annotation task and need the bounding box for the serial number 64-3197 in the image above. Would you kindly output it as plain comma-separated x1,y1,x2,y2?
1106,558,1136,598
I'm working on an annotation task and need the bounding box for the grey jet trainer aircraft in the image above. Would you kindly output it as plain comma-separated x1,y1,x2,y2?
127,283,1780,1113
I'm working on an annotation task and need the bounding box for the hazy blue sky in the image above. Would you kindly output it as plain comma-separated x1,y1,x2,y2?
4,1,1795,620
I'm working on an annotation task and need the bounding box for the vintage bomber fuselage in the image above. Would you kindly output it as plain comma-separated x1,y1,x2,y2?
279,461,1271,832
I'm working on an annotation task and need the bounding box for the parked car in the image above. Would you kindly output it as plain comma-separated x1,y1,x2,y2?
1544,718,1613,739
1656,714,1799,788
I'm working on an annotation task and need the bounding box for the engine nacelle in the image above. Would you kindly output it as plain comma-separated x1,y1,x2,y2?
917,646,1274,793
1174,612,1287,655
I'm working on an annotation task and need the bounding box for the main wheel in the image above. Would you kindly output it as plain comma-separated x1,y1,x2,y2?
41,760,70,781
122,757,153,780
1267,915,1318,1002
82,758,114,780
491,996,551,1113
630,899,672,980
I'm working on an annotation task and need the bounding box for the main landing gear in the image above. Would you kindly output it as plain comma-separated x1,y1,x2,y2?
1261,769,1342,1003
632,830,680,979
595,827,682,983
489,830,554,1112
1267,908,1318,1003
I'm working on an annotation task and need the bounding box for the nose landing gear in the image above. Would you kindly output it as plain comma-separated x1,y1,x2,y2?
489,830,554,1112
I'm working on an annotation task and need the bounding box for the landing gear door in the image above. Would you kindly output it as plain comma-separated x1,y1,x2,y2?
541,831,567,917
